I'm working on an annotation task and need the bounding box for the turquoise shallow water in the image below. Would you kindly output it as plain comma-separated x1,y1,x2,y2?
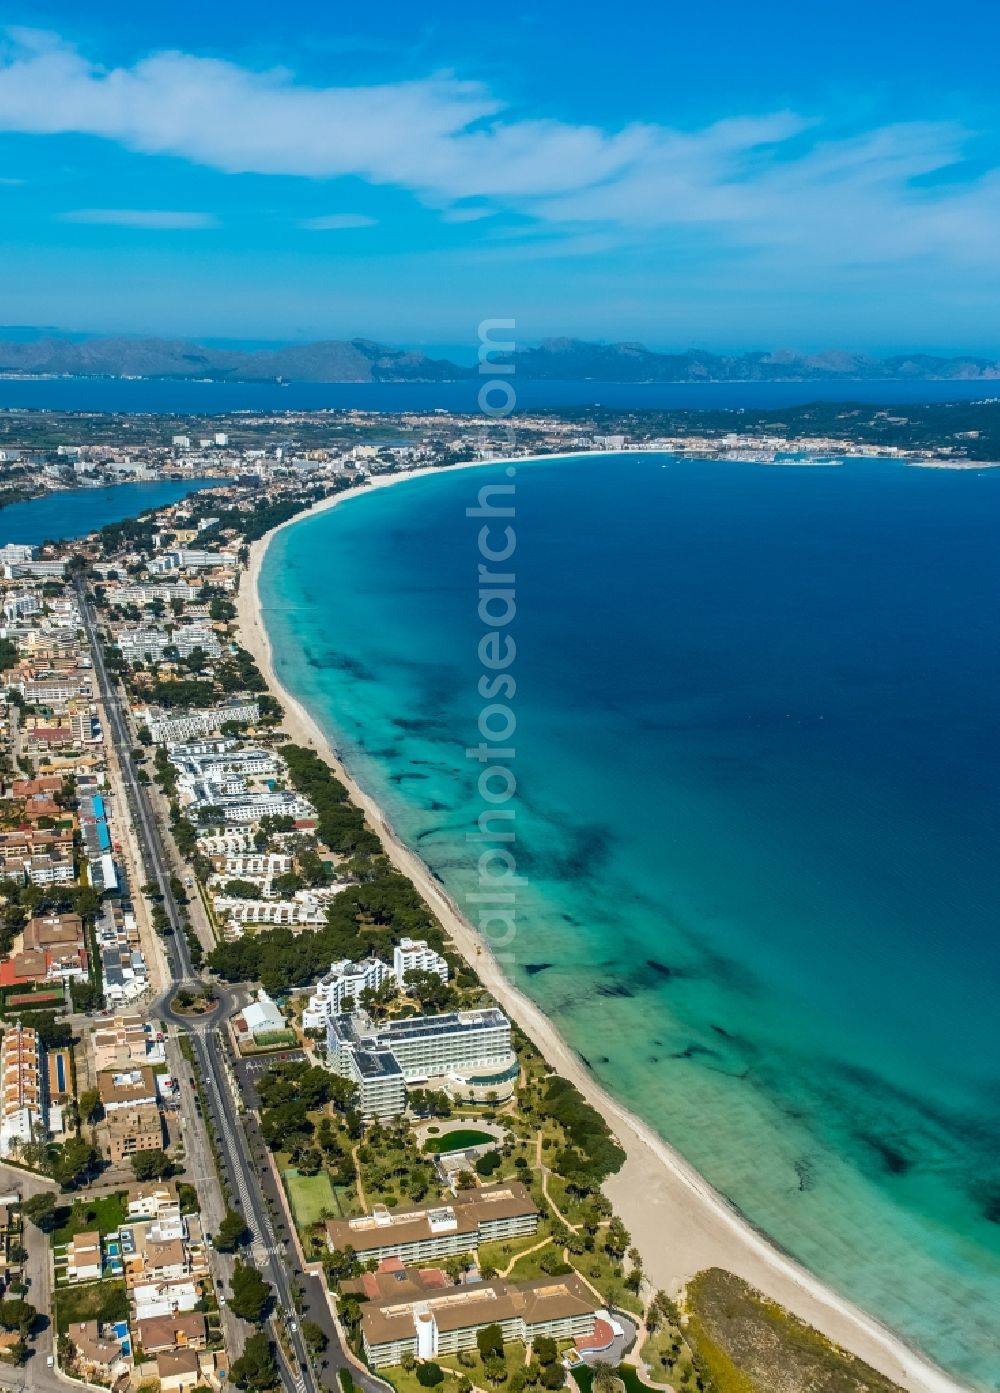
260,454,1000,1388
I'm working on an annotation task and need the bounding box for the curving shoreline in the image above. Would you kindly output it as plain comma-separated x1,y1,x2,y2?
234,458,967,1393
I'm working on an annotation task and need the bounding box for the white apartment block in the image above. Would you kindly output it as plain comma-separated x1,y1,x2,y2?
18,677,91,704
361,1272,598,1368
116,626,221,664
0,544,35,565
27,852,76,886
302,957,393,1031
373,1008,512,1082
148,548,230,574
133,1281,200,1322
2,591,41,622
118,582,199,605
0,1023,46,1157
142,702,260,743
220,853,294,880
196,830,256,856
9,559,67,579
394,937,449,984
193,790,311,825
302,939,448,1033
171,746,280,779
214,894,329,928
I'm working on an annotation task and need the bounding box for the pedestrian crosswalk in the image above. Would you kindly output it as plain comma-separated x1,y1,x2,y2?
194,1023,319,1393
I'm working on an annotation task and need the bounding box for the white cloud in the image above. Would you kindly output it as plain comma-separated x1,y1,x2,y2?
299,213,377,230
59,208,217,229
440,207,496,223
3,29,1000,276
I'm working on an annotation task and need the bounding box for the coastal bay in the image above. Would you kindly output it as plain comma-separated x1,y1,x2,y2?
236,451,1000,1387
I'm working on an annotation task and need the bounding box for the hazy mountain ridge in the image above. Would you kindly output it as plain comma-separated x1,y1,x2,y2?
1,333,999,383
0,335,471,383
514,338,1000,381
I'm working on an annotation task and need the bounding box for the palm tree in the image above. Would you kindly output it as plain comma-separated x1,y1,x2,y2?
591,1363,619,1393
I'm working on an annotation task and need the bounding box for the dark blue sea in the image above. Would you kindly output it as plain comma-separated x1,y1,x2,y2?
0,478,223,545
0,376,997,413
260,453,1000,1388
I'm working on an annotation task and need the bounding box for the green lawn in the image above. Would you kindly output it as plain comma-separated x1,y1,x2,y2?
505,1240,563,1280
248,1029,298,1050
283,1168,339,1228
51,1193,126,1246
422,1129,496,1154
478,1225,552,1274
55,1279,129,1334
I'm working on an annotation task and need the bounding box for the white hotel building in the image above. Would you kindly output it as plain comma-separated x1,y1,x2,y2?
301,938,449,1032
325,1006,516,1119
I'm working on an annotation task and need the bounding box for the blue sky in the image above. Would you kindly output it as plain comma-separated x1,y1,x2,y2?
1,0,1000,353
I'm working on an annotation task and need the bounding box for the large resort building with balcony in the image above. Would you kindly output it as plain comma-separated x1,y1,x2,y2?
324,1005,517,1119
325,1182,538,1266
355,1263,600,1368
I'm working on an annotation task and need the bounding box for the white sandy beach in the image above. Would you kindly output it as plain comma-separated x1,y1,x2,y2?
235,460,966,1393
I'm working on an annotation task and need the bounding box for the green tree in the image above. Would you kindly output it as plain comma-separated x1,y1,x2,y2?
215,1210,250,1252
229,1262,272,1323
53,1137,99,1190
29,1012,73,1049
300,1320,327,1355
21,1192,57,1231
0,1300,36,1336
131,1150,173,1181
77,1088,102,1124
539,1365,565,1391
476,1324,504,1360
416,1364,444,1387
590,1365,617,1393
605,1217,630,1261
533,1338,557,1367
230,1331,279,1390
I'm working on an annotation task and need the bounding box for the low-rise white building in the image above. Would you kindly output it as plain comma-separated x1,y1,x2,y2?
213,892,332,928
141,702,260,744
117,625,221,665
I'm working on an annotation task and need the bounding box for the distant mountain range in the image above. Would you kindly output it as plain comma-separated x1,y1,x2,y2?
1,333,999,384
